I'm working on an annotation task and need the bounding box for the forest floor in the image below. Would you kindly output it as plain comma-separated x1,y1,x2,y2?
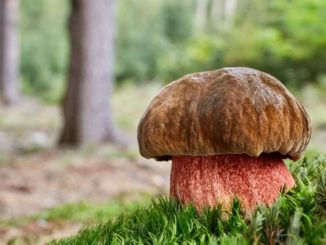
0,83,325,244
0,84,170,244
0,146,170,244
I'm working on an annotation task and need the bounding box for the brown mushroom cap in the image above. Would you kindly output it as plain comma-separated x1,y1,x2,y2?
137,67,311,161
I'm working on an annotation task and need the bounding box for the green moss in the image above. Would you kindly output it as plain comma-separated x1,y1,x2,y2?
51,152,326,244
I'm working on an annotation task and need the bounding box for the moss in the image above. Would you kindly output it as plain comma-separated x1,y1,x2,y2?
51,151,326,244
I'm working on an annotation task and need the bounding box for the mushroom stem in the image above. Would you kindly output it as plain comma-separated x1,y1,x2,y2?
170,154,295,213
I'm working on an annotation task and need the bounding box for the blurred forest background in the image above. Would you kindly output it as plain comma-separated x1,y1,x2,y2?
20,0,326,98
0,0,326,243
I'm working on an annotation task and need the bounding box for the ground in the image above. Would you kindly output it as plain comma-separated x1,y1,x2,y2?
0,149,170,244
0,83,325,244
0,84,170,244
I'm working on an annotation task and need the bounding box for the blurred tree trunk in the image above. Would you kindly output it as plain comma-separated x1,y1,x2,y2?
210,0,224,23
210,0,237,28
0,0,20,105
224,0,237,27
60,0,124,145
194,0,208,32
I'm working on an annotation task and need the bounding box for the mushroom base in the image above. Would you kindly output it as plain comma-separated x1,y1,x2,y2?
170,154,295,213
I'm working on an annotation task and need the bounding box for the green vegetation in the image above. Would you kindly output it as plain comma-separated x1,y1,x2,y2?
51,151,326,244
34,200,136,223
20,0,69,102
160,0,326,87
1,194,149,228
20,0,326,102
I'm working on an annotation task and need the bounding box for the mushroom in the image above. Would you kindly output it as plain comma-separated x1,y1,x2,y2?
137,67,311,213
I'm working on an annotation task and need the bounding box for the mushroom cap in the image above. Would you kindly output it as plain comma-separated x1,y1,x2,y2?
137,67,311,161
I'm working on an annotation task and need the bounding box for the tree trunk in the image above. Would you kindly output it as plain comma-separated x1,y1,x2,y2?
210,0,237,29
59,0,124,145
224,0,237,27
210,0,225,24
194,0,208,32
0,0,20,105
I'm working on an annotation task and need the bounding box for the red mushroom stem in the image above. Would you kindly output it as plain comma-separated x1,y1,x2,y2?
170,154,295,212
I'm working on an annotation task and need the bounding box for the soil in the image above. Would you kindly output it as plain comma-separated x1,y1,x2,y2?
0,149,171,244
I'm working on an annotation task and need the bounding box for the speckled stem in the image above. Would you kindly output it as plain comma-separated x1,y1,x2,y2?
170,154,295,213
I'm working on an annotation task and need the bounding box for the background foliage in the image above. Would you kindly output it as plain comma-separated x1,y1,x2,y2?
20,0,69,102
20,0,326,102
